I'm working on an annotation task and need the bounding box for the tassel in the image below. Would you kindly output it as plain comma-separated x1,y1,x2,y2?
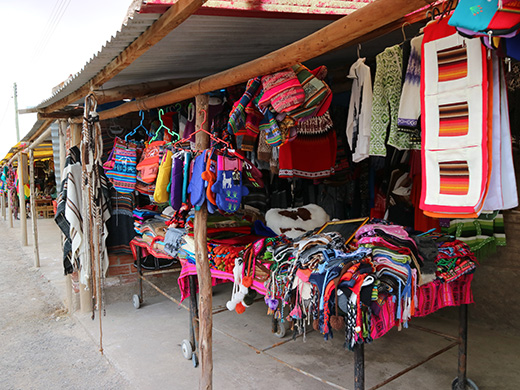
242,275,253,288
235,302,246,314
330,315,345,330
313,318,319,331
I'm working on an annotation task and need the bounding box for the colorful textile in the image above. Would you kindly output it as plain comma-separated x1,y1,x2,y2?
227,77,262,136
369,45,407,156
286,63,331,122
443,212,506,259
278,123,337,179
259,68,305,113
398,35,423,131
420,17,489,217
105,137,137,194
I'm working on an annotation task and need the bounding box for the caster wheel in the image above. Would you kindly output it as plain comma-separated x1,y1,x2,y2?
452,377,479,390
132,294,141,309
181,339,194,360
192,352,199,368
274,319,286,338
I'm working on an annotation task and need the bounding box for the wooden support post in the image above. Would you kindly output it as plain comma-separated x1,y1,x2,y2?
70,122,92,314
193,94,212,390
1,191,5,220
29,150,40,268
18,153,28,246
8,188,13,228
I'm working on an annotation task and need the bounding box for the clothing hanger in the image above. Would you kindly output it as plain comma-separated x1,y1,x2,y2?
401,22,411,44
173,109,231,150
125,110,150,141
151,108,178,142
357,43,362,59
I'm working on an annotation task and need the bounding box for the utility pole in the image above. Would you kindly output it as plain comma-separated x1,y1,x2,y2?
13,83,20,142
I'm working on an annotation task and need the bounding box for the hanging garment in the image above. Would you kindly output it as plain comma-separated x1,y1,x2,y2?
398,35,424,131
54,146,81,275
420,17,489,217
278,112,337,179
346,58,373,162
482,53,518,211
369,45,408,156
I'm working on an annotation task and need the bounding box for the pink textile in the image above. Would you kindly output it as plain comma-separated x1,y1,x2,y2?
178,261,268,302
371,274,473,340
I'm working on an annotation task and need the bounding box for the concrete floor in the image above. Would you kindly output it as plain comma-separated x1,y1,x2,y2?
6,216,520,390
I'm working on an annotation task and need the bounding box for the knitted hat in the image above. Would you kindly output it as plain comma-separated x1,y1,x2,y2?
259,69,305,113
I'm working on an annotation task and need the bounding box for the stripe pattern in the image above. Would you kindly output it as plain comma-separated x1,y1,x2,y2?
437,44,468,82
439,160,470,195
439,102,469,137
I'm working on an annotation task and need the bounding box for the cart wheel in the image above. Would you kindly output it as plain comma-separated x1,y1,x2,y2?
192,352,199,368
181,339,194,360
132,294,141,309
274,319,286,338
452,377,479,390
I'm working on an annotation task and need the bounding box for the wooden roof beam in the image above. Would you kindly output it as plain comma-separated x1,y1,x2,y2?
40,0,208,114
92,77,197,105
98,0,431,121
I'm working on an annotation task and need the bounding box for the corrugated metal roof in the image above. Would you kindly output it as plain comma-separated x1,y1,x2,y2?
36,12,161,109
35,9,347,110
101,14,334,90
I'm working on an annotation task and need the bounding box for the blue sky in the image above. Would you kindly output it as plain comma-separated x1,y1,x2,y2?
0,0,133,157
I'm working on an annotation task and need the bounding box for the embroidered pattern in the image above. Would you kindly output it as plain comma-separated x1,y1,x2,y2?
439,160,470,196
439,102,469,137
438,44,468,82
369,45,408,156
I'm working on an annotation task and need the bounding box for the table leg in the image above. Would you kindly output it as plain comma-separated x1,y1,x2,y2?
354,343,365,390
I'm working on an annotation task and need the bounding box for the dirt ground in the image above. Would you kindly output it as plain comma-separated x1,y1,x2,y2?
0,223,133,390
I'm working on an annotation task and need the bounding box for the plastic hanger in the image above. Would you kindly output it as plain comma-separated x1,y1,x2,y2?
151,108,179,142
173,109,231,150
357,43,362,59
125,110,149,141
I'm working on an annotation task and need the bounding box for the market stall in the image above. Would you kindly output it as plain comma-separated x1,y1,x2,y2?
39,0,520,389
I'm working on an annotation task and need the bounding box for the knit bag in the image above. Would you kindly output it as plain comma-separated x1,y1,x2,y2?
211,155,249,214
170,154,184,211
105,137,137,194
258,68,305,113
153,150,172,204
136,140,165,184
449,0,520,36
285,63,332,123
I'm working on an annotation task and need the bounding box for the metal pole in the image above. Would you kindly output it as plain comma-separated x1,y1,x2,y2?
29,150,40,267
457,304,468,390
354,343,365,390
18,154,28,246
14,83,20,142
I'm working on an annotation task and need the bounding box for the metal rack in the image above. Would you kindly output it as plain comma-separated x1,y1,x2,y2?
353,304,478,390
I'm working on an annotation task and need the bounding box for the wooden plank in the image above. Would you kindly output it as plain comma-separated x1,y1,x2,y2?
193,94,212,390
99,0,428,120
29,150,40,268
39,0,208,115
